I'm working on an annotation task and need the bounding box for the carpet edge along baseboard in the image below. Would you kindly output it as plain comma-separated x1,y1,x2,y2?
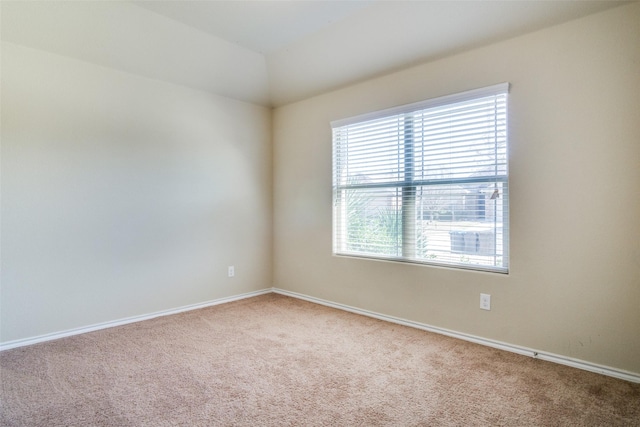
1,286,638,384
0,288,272,351
271,288,640,384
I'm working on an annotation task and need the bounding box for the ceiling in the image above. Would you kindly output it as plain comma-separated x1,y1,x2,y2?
1,1,629,107
134,1,376,55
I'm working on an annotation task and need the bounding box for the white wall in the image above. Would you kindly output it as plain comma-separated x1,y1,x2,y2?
273,3,640,374
1,42,272,342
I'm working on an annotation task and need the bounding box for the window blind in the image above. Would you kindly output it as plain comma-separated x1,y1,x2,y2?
332,83,509,273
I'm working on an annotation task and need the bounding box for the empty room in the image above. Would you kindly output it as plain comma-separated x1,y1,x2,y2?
1,1,639,425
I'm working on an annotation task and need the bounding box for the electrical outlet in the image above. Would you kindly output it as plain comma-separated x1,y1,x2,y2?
480,293,491,310
228,266,235,277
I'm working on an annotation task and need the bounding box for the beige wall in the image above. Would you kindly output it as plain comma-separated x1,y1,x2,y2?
273,3,640,373
1,42,272,342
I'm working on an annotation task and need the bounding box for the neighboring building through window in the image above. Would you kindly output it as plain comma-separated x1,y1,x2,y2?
332,83,509,273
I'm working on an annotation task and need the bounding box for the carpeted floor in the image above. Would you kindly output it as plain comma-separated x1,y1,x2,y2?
1,293,639,426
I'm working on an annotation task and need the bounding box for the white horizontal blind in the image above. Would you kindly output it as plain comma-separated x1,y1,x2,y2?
332,84,509,272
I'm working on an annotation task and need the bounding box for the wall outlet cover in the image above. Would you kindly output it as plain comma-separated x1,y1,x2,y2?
480,293,491,310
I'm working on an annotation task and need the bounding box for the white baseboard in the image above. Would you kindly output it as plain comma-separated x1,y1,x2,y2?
0,288,272,352
272,288,640,384
3,286,638,384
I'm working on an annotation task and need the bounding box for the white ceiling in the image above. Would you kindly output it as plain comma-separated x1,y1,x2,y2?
133,1,376,55
1,1,629,107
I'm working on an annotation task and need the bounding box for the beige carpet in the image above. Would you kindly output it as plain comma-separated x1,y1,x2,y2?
1,293,638,426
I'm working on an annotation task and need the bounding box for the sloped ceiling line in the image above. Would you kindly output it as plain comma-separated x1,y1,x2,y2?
1,1,627,107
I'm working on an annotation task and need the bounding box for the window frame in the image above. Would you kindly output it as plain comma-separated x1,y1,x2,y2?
331,83,510,274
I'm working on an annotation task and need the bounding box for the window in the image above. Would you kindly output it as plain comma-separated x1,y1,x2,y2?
332,83,509,273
